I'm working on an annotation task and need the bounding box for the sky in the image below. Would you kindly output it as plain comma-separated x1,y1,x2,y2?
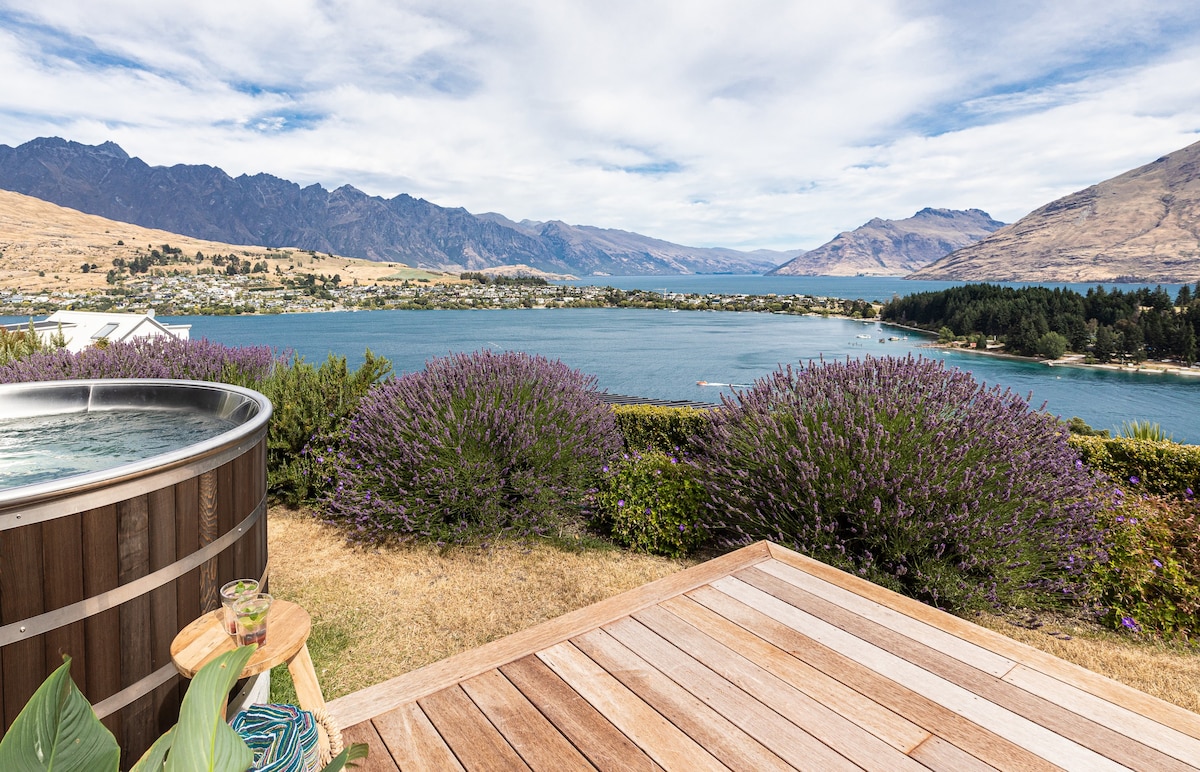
1,1,1199,253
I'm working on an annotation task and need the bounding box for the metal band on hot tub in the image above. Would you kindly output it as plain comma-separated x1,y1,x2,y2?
91,664,180,719
0,495,265,648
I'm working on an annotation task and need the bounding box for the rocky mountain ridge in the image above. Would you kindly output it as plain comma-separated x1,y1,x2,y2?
768,208,1005,276
912,139,1200,282
0,138,782,276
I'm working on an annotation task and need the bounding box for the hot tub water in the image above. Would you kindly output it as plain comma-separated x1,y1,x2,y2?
0,409,237,489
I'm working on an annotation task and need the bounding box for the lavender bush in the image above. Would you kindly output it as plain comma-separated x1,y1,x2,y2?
0,336,278,385
321,350,623,543
694,355,1107,611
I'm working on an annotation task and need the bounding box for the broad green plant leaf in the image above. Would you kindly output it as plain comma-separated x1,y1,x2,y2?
0,656,120,772
128,726,175,772
320,742,370,771
163,646,256,772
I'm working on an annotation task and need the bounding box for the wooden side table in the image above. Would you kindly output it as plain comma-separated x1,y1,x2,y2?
170,600,330,756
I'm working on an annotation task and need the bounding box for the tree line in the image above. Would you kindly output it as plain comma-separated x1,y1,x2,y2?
882,282,1200,363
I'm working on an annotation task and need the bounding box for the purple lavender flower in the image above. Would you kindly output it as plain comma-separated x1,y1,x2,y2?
1121,616,1141,631
319,349,621,544
692,354,1105,612
0,335,278,383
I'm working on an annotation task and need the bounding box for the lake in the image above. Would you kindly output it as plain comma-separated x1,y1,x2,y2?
162,304,1200,444
6,276,1197,442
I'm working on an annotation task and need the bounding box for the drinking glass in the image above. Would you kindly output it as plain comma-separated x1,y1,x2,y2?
234,593,273,647
220,578,260,635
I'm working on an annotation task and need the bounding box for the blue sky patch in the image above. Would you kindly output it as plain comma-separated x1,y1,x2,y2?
0,9,146,73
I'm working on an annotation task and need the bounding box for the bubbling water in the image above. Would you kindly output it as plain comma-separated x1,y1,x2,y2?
0,409,237,489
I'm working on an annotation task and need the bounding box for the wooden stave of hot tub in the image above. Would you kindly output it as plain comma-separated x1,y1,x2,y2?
0,379,271,764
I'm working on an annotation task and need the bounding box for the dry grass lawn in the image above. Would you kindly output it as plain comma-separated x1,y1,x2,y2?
268,508,1200,716
267,508,691,702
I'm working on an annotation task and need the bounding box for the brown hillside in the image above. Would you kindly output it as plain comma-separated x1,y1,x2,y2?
911,140,1200,282
0,189,446,294
770,208,1003,276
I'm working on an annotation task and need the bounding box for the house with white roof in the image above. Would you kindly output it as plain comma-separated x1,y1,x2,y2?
1,310,190,353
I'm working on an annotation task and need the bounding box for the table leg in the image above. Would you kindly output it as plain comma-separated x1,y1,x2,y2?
287,642,326,710
287,642,331,758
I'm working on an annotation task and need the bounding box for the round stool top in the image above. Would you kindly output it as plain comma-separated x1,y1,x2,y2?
171,599,311,679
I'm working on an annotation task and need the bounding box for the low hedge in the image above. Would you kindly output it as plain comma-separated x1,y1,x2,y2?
611,404,714,453
592,450,710,558
1069,435,1200,497
1091,496,1200,637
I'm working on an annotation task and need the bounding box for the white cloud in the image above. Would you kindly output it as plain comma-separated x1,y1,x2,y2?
0,0,1198,250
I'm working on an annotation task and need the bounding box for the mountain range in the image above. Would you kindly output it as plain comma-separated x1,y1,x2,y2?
913,139,1200,282
0,138,791,277
767,207,1005,276
7,135,1197,283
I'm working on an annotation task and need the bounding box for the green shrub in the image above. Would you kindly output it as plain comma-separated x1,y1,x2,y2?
260,351,392,506
1119,419,1174,442
593,450,709,557
1070,435,1200,498
611,404,713,453
1065,416,1110,437
0,322,62,364
1091,496,1200,638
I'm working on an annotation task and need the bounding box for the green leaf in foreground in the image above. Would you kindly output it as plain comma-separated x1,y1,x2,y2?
0,656,120,772
162,646,256,772
129,726,175,772
321,742,370,771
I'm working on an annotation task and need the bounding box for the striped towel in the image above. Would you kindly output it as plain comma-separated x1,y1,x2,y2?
231,704,322,772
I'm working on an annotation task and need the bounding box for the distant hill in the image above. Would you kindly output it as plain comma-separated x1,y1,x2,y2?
0,188,439,294
0,137,781,276
767,208,1004,276
477,213,803,274
911,139,1200,282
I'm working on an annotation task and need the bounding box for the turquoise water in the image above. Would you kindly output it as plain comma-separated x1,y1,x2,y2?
6,277,1198,442
163,306,1200,444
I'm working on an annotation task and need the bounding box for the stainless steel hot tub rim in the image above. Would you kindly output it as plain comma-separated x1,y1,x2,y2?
0,378,272,525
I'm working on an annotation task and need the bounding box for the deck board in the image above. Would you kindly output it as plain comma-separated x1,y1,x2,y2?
500,655,662,772
370,701,464,771
419,685,531,770
630,603,926,771
330,541,1200,771
572,628,792,771
459,668,595,771
736,565,1190,771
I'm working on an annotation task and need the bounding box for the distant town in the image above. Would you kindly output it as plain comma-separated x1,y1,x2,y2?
0,267,878,319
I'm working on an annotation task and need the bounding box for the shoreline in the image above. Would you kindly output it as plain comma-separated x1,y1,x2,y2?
903,328,1200,378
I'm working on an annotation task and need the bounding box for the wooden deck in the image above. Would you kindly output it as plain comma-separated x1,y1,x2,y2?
327,542,1200,771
